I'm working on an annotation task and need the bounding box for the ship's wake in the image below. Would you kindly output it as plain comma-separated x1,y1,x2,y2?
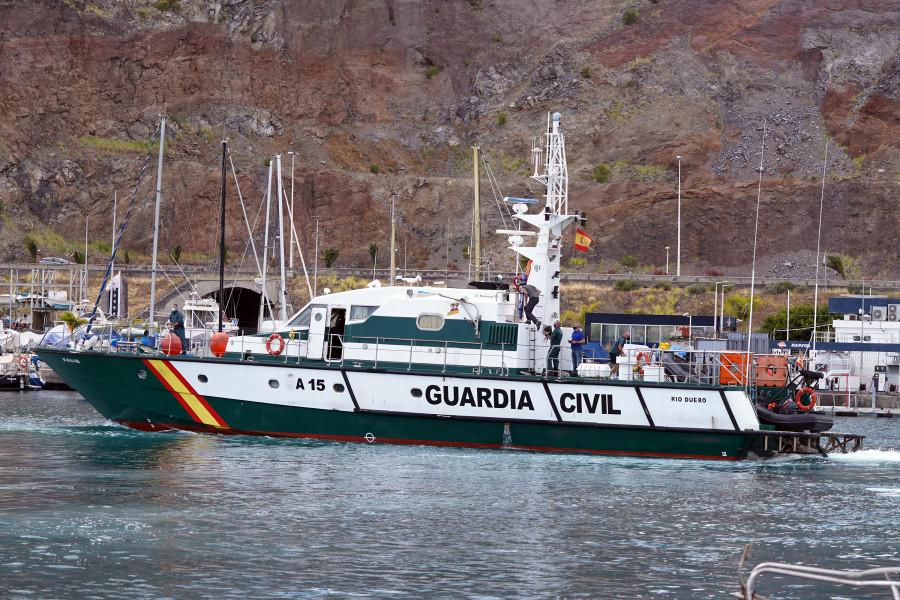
828,449,900,462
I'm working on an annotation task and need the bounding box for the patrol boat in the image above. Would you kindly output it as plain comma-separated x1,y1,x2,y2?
36,113,862,460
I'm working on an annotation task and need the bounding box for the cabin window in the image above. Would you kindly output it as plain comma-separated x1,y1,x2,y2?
350,305,378,321
416,313,444,331
285,304,324,328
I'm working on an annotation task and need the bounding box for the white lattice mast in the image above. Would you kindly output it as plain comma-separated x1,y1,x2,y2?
531,112,568,216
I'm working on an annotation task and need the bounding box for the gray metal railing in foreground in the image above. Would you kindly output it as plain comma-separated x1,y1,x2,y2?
736,543,900,600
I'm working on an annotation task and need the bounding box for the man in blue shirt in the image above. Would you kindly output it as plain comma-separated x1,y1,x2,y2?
569,323,585,373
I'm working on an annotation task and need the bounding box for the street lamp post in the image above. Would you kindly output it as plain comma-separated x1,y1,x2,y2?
665,246,670,275
287,151,296,273
714,281,724,336
312,216,319,297
720,284,733,334
676,155,682,277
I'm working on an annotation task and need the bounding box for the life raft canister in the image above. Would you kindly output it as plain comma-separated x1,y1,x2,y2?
266,333,285,356
795,386,817,411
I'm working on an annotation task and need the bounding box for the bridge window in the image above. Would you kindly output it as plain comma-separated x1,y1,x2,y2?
285,304,324,328
416,313,444,331
350,305,378,321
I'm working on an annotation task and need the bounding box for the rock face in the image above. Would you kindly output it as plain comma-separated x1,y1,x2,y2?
0,0,899,278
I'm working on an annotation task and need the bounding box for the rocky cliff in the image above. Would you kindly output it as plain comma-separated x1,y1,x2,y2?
1,0,898,278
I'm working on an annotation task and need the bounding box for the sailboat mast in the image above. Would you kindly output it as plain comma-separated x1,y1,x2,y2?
258,160,272,331
148,115,166,329
218,140,227,333
390,194,396,286
276,155,287,322
84,215,88,303
110,190,116,316
473,145,481,282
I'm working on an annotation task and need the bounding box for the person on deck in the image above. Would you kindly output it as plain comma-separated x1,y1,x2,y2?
168,303,187,355
546,320,562,376
521,283,541,327
569,323,586,373
608,331,630,378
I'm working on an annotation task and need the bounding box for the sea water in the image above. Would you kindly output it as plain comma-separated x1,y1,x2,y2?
1,390,898,600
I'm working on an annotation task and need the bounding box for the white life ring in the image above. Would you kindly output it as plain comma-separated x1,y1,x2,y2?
19,356,28,369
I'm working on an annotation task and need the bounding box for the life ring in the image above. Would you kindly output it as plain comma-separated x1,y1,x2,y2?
636,352,649,365
513,276,524,290
795,387,817,411
266,333,285,356
18,356,28,369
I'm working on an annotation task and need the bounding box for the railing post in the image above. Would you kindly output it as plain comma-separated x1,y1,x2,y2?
408,338,414,371
443,340,448,373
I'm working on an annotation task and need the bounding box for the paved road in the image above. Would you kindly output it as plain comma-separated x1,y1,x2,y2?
2,262,898,291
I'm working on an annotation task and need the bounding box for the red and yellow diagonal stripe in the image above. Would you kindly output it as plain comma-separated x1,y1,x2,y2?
143,359,228,429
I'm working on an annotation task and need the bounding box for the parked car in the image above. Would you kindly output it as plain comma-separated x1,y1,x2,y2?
40,257,72,264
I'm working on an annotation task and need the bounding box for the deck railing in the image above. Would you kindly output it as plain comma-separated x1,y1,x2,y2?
90,329,804,393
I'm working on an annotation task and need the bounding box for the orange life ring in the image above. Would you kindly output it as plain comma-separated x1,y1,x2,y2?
795,387,816,411
266,333,285,356
636,352,649,365
18,356,28,369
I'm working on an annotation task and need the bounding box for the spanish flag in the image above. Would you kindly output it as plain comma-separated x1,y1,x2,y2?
574,228,593,252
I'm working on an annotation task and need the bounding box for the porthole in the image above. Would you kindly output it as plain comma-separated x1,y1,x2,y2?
416,313,444,331
314,313,323,321
268,379,280,389
137,369,147,379
410,388,423,398
333,383,345,393
198,374,208,383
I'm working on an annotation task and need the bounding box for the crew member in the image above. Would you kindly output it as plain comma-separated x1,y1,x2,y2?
169,303,187,354
569,323,585,373
609,331,630,378
521,283,541,327
546,320,562,376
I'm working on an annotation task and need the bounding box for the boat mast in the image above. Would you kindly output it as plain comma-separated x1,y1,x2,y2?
473,145,481,281
83,215,88,303
390,193,396,286
258,160,272,332
148,115,166,329
276,155,287,323
812,139,830,354
218,140,227,333
110,190,116,316
505,112,573,329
